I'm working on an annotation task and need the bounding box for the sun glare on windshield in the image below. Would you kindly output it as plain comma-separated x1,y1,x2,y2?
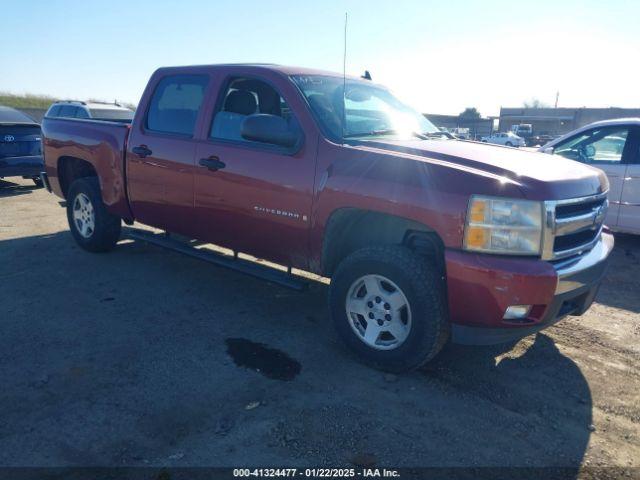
292,75,439,141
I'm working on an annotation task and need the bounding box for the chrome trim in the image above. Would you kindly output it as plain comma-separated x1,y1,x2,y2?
552,227,603,260
555,210,601,235
554,233,614,294
541,192,608,261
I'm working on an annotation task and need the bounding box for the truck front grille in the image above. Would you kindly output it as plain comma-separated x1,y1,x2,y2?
542,192,608,261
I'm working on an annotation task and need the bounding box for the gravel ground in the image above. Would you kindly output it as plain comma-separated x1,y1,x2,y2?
0,177,638,473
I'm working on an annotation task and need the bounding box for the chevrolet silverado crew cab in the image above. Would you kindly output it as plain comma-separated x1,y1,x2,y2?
41,64,613,372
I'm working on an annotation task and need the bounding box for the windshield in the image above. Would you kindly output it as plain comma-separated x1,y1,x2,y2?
291,75,440,141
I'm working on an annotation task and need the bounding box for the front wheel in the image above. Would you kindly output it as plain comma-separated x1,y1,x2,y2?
329,246,449,372
66,177,121,252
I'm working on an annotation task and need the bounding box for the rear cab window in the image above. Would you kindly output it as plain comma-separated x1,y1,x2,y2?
46,105,61,117
59,105,78,118
75,108,90,119
145,74,209,136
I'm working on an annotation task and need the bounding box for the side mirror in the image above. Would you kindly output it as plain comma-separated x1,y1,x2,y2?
241,114,298,148
584,144,596,158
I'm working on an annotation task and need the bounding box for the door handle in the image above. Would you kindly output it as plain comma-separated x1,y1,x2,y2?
132,145,152,158
199,156,226,171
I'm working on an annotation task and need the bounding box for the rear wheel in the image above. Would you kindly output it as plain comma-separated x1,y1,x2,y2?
505,141,513,147
329,246,449,372
66,177,121,252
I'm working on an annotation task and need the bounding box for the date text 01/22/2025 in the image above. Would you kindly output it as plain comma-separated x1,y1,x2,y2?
232,468,401,477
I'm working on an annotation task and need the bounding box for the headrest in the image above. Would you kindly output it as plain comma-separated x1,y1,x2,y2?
224,90,257,115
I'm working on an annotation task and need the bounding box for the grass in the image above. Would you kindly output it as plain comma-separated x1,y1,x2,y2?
0,92,59,109
0,93,137,111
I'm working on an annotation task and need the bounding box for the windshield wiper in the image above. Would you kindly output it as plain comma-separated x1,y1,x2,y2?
422,131,454,139
344,129,429,140
343,128,398,138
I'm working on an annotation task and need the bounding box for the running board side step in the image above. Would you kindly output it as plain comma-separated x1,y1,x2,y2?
125,229,308,291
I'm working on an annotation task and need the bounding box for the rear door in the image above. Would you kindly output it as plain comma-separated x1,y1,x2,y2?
552,125,633,227
618,127,640,233
126,73,210,235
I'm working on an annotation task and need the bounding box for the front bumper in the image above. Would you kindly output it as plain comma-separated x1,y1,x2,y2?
447,232,614,345
0,155,43,178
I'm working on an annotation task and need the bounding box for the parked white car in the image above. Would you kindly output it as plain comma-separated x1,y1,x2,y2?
481,131,526,147
539,118,640,235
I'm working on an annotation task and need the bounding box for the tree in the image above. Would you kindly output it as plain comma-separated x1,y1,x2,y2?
523,98,549,109
459,107,481,119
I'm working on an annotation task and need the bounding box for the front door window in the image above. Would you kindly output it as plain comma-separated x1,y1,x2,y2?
553,127,629,165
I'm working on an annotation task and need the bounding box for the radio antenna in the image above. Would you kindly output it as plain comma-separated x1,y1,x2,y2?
342,12,348,143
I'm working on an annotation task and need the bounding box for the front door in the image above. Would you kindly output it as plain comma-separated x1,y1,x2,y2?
127,73,210,235
552,125,635,227
192,75,316,268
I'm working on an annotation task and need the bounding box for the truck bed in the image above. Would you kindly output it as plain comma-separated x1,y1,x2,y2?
41,117,133,219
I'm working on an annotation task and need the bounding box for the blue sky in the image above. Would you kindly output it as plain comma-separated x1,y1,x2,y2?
2,0,639,115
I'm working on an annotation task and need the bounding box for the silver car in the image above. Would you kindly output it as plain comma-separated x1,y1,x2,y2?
539,118,640,235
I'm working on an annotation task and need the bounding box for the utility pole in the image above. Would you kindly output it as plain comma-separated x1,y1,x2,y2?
555,91,559,108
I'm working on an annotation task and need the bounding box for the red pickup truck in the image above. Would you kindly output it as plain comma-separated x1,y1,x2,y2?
41,64,613,372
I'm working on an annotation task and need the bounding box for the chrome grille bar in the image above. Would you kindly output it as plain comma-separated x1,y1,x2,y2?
542,192,608,261
555,210,602,235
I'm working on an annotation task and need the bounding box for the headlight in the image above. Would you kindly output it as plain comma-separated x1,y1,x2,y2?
464,196,543,255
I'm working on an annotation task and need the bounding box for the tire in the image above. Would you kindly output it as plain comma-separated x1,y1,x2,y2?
66,177,121,252
329,245,449,372
505,141,513,147
32,177,43,188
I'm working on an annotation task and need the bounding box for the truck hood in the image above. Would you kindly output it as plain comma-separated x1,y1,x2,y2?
352,138,608,200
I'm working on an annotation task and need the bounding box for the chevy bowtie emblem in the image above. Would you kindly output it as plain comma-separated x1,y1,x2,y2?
594,203,607,226
3,135,15,142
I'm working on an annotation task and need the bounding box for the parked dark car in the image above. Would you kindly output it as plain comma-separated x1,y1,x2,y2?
0,106,44,187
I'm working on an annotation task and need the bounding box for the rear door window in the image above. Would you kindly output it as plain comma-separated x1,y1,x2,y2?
146,75,208,136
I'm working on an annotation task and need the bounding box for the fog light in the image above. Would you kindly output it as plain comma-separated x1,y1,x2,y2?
503,305,532,320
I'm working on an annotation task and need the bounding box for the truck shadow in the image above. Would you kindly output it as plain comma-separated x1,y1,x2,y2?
419,336,591,471
0,179,39,197
595,232,640,313
0,231,594,472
